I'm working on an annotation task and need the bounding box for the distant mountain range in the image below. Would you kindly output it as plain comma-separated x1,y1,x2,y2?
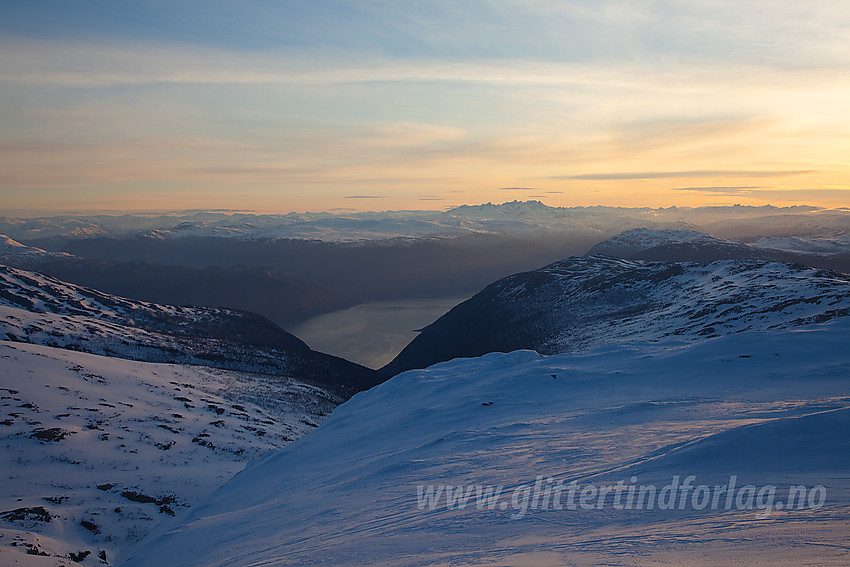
4,201,850,244
52,231,600,304
4,203,850,329
383,254,850,375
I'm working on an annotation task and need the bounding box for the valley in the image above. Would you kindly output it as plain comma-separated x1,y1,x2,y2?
291,293,473,369
1,203,849,566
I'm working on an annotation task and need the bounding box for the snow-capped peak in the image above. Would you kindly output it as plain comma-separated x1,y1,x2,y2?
446,200,558,219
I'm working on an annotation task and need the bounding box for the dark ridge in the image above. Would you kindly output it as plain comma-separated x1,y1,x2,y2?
0,265,384,395
382,255,850,377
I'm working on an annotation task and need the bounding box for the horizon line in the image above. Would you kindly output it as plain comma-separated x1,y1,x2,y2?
0,200,833,219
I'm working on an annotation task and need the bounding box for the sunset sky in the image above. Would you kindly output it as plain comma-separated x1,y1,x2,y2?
2,1,850,214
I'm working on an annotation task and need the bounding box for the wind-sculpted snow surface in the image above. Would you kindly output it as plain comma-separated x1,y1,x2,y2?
0,265,382,391
123,322,850,566
0,341,338,565
384,256,850,375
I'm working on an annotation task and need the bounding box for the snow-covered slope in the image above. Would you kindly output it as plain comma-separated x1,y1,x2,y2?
0,234,44,256
0,341,338,565
585,228,759,260
0,235,357,328
751,234,850,256
123,321,850,567
0,266,381,565
0,234,73,267
384,256,850,375
592,227,721,249
0,265,382,392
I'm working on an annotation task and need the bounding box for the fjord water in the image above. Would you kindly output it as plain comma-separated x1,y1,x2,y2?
291,294,473,369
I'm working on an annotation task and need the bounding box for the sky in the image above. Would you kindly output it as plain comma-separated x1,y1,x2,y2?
1,0,850,215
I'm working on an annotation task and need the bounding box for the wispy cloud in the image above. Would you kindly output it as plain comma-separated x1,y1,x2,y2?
2,1,850,212
4,1,850,70
672,186,762,194
750,188,850,199
559,171,812,180
4,36,850,91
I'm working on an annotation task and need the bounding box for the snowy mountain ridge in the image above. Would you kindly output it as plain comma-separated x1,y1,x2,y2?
0,234,74,266
384,255,850,375
0,264,382,391
0,235,359,329
585,228,743,258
